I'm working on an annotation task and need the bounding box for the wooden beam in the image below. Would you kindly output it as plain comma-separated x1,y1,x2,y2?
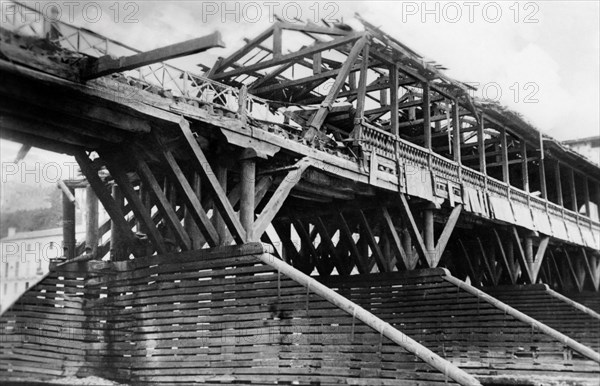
356,210,389,272
521,141,529,192
179,118,246,243
452,100,461,163
354,44,369,129
240,156,256,240
583,177,591,217
432,204,462,267
61,183,76,260
308,36,368,132
381,207,415,270
493,229,516,284
423,81,431,149
212,32,364,80
458,239,479,284
581,248,600,291
253,63,364,95
132,154,192,251
389,63,399,136
74,152,136,249
314,217,346,274
109,184,129,260
160,148,220,247
531,237,549,282
102,153,167,254
337,212,369,274
211,25,274,75
511,227,533,283
84,32,224,79
500,126,509,183
477,114,487,174
564,248,584,292
477,237,498,286
398,194,429,262
85,185,99,256
555,160,563,206
568,168,578,212
253,159,311,239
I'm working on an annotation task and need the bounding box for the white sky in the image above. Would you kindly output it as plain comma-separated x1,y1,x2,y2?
1,1,598,181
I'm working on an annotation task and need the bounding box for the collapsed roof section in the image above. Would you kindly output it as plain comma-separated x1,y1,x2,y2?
203,15,600,179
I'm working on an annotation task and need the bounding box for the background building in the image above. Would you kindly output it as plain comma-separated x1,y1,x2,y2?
0,227,85,313
563,136,600,166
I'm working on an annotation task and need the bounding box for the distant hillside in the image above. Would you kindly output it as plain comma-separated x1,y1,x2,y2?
0,185,63,238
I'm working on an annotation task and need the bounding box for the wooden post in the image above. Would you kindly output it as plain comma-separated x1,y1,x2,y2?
184,172,203,249
238,85,248,125
555,160,563,206
272,25,282,58
240,152,256,241
583,177,590,217
500,126,509,183
538,130,547,199
424,204,435,257
214,165,229,244
568,168,578,212
85,185,99,256
423,81,431,149
312,52,322,74
62,185,76,260
389,63,399,136
477,114,486,173
521,141,529,192
452,100,461,164
353,44,369,140
110,184,128,261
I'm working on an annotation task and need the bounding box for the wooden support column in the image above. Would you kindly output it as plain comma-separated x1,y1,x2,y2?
75,151,138,255
521,141,529,192
500,127,509,183
477,114,486,173
538,131,547,199
583,177,591,217
452,100,461,163
272,25,282,58
85,185,99,256
568,168,578,212
214,165,230,244
555,160,563,206
352,44,369,137
253,159,311,239
179,118,246,243
312,52,321,74
423,81,431,149
110,184,128,261
424,203,435,255
184,173,203,249
62,185,76,260
389,63,399,136
240,152,256,241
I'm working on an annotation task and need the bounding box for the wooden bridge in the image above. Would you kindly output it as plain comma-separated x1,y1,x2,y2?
0,2,598,385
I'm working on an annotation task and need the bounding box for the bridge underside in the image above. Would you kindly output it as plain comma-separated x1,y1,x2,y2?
1,9,600,386
1,244,599,386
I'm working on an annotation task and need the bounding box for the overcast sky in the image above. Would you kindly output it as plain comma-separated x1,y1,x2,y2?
1,1,598,180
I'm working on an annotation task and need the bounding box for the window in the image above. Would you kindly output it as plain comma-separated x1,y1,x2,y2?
4,262,8,277
25,282,29,289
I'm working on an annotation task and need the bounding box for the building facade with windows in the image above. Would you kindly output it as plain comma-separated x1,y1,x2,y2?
0,227,84,313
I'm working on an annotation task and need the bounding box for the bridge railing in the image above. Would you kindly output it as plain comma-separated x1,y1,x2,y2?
0,1,283,124
358,123,600,246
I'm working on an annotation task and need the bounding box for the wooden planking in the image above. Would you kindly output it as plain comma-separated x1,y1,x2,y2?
0,246,463,386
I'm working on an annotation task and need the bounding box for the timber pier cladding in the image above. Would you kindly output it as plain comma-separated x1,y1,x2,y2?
0,2,599,385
